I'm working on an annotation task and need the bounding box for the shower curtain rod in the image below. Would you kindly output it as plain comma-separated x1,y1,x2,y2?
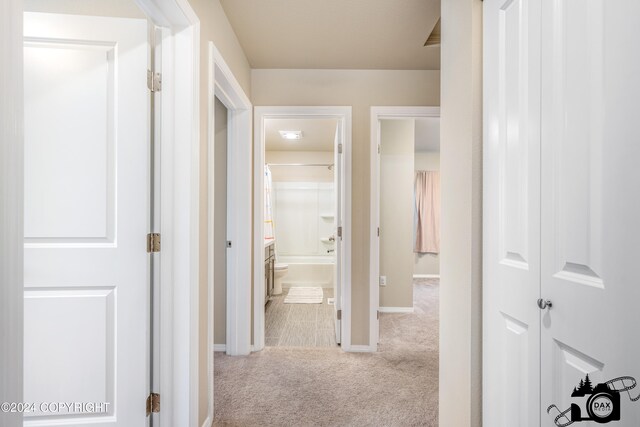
267,163,334,169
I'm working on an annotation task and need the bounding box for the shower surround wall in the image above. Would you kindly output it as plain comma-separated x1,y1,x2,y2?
266,151,335,288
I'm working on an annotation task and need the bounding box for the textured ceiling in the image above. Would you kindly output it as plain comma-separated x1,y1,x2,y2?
220,0,440,70
265,118,338,152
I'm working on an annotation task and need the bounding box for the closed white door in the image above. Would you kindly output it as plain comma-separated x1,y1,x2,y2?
483,0,542,425
333,123,342,344
540,1,640,425
23,12,149,427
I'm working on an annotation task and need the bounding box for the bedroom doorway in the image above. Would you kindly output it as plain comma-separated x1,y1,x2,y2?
369,106,441,349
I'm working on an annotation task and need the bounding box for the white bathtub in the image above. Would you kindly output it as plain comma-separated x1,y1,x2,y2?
278,256,335,288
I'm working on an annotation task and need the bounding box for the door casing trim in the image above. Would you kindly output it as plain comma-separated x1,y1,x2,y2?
253,106,353,352
207,42,253,361
369,106,441,351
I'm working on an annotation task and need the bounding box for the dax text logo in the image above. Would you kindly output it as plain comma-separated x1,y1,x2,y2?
547,374,640,426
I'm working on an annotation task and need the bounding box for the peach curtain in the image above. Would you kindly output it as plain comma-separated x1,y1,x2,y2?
414,171,440,253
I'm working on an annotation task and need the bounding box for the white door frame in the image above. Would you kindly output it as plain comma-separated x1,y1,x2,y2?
207,42,252,360
140,2,201,424
253,106,353,351
0,1,24,426
1,0,202,425
369,106,441,350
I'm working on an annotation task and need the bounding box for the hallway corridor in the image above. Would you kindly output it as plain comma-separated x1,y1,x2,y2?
213,279,439,426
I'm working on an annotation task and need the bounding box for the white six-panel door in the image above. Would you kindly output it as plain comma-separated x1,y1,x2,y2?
23,13,149,426
540,1,640,425
483,0,542,425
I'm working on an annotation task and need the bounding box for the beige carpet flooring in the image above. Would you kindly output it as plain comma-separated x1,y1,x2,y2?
213,279,439,426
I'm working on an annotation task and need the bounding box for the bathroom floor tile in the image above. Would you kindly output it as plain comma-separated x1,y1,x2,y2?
317,312,334,330
315,328,337,347
265,313,287,338
279,322,316,347
288,304,318,323
265,288,337,348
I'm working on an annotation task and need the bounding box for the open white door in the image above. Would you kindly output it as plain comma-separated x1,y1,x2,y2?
23,13,149,426
483,0,542,424
333,123,343,344
540,1,640,424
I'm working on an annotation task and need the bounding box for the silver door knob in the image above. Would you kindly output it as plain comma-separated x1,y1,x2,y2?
537,298,552,310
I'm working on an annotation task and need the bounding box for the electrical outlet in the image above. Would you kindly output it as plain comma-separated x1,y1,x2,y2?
379,276,387,286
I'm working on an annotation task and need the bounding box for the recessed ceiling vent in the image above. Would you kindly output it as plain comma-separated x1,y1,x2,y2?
424,18,441,47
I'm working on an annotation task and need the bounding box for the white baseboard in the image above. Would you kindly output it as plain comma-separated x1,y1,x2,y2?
413,274,440,279
201,415,212,427
345,344,376,353
215,344,259,353
379,306,414,313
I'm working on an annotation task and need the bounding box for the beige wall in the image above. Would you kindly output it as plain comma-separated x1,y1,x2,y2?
414,152,440,276
213,98,228,346
252,69,440,344
190,0,252,425
439,0,483,425
415,152,440,170
266,151,334,183
379,120,415,308
192,0,251,96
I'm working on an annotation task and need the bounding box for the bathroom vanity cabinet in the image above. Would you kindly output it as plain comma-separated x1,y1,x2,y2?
264,241,275,304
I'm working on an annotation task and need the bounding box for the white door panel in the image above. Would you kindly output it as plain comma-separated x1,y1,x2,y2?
24,13,149,427
486,0,640,425
24,42,115,242
541,0,640,424
483,0,541,425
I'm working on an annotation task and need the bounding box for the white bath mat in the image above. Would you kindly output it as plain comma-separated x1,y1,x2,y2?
284,287,324,304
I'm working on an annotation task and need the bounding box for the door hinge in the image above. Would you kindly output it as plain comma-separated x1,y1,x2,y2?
377,310,380,320
147,70,162,92
338,143,343,154
378,144,380,154
146,392,160,416
377,227,380,237
147,233,161,253
337,309,342,320
337,226,342,238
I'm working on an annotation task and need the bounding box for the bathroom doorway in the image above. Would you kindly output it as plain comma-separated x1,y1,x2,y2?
264,118,337,347
254,107,352,351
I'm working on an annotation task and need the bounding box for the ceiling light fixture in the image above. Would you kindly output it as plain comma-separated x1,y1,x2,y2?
279,130,302,140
